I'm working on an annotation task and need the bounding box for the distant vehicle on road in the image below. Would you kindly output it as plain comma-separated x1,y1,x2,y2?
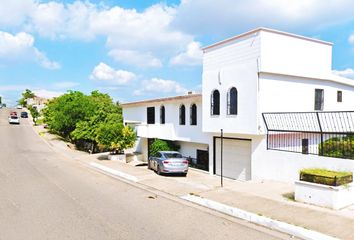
16,105,23,109
148,151,188,176
8,115,20,124
21,111,28,118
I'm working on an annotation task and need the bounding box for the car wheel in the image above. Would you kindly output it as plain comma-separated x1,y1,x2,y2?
147,160,151,170
182,173,187,177
157,165,161,175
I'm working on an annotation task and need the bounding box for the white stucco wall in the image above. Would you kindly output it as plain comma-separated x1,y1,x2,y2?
251,135,354,182
176,141,208,159
202,31,261,135
203,32,261,71
259,73,354,114
260,30,332,77
202,61,259,134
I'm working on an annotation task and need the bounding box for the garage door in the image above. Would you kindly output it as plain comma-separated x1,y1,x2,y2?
214,138,251,181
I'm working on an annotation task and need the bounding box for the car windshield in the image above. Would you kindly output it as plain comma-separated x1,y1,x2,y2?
163,153,183,158
11,116,18,119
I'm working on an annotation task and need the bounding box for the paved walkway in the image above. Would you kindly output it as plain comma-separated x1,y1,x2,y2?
33,124,354,240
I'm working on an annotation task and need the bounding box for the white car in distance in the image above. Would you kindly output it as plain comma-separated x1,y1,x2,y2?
8,115,20,124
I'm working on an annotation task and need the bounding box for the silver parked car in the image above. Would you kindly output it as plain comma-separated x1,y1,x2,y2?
148,151,188,176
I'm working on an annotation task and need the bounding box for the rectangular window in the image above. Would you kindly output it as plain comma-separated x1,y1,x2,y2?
302,139,309,154
147,107,155,124
337,91,342,102
314,89,324,111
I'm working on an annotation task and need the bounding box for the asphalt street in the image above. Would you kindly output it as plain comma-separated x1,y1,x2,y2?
0,108,294,240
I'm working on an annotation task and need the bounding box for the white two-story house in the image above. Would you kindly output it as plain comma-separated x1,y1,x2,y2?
122,28,354,182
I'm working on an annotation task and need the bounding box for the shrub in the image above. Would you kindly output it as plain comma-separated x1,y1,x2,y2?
319,135,354,159
300,168,353,186
149,139,180,157
28,105,40,125
95,115,136,154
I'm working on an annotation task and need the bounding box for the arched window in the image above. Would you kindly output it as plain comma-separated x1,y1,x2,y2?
211,90,220,115
179,104,186,125
227,87,238,115
190,103,197,125
160,105,165,124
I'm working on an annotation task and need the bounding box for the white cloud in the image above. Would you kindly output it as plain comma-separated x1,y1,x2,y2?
108,49,162,68
25,2,193,50
33,89,63,99
333,68,354,79
173,0,354,35
133,78,187,96
0,31,60,69
29,1,96,40
0,1,194,67
52,81,79,89
170,41,202,66
90,62,136,85
349,34,354,44
0,0,35,28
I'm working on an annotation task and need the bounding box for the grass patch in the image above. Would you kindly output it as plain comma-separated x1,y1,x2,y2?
35,118,45,125
300,168,353,186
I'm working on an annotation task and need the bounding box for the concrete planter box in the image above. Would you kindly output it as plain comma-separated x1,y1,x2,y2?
295,180,354,209
108,154,126,162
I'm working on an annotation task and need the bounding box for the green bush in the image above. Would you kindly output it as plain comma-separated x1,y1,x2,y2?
28,105,40,125
319,135,354,159
300,168,353,186
43,90,135,154
149,139,180,157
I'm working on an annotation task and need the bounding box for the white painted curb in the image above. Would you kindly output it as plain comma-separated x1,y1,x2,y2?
90,162,139,182
181,195,338,240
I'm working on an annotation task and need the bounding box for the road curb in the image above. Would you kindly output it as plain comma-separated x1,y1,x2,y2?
89,162,139,182
181,195,338,240
87,161,338,240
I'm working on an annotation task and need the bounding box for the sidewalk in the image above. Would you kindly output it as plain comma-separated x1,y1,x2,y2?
33,124,354,240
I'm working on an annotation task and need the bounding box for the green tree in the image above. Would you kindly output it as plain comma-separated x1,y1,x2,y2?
43,91,94,139
28,105,40,125
96,113,136,154
43,90,135,154
70,91,122,149
19,89,36,107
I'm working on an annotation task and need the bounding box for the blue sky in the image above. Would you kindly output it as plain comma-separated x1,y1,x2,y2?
0,0,354,106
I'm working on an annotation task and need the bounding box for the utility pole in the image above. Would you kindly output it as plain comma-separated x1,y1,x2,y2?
220,129,224,187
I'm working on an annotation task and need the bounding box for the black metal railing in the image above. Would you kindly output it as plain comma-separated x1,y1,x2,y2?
262,111,354,159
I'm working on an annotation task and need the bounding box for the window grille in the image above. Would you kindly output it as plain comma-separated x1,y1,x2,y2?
227,87,238,115
179,104,186,125
160,105,165,124
147,107,155,124
211,90,220,115
190,104,197,125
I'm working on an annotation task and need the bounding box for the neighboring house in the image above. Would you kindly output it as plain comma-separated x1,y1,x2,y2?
27,96,49,112
122,28,354,183
122,93,210,170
